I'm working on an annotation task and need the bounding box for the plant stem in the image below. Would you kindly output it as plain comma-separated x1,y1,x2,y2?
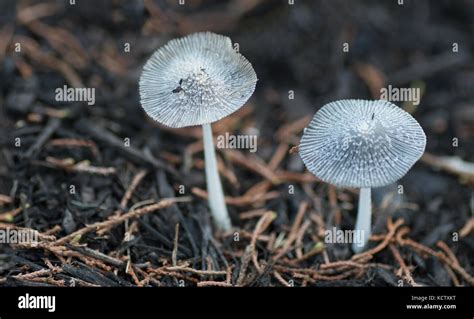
202,123,232,230
352,187,371,253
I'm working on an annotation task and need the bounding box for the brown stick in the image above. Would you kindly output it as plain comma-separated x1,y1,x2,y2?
389,244,419,286
53,197,191,245
251,212,276,273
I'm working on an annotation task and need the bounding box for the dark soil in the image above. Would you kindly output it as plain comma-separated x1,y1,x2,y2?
0,0,473,287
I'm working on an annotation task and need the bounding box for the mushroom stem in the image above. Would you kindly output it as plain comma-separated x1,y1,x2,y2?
352,187,371,253
202,123,232,230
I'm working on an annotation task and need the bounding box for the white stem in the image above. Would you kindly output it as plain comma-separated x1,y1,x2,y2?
352,187,371,253
202,123,232,230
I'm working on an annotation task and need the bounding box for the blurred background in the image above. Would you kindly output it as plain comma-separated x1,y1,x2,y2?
0,0,473,287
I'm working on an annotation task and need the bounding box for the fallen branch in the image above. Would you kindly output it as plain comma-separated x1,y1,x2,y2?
421,153,474,181
53,197,192,245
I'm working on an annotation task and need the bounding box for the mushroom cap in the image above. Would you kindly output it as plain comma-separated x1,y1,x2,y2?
299,99,426,188
139,32,257,128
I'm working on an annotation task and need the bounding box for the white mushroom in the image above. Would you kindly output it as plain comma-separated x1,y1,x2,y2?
299,99,426,252
139,32,257,231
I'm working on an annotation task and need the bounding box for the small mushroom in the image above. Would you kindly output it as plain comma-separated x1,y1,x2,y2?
299,99,426,252
139,32,257,230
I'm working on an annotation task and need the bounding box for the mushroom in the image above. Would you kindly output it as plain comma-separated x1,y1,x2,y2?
139,32,257,231
299,99,426,252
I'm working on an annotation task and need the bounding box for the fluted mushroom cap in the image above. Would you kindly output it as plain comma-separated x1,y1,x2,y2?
139,32,257,128
299,99,426,188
